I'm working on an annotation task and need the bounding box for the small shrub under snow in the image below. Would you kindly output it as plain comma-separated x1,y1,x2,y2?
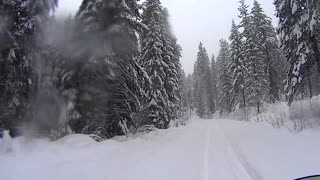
230,95,320,132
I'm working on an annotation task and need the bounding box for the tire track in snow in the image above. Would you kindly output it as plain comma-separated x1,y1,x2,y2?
203,126,210,180
216,120,263,180
210,121,242,180
111,122,207,180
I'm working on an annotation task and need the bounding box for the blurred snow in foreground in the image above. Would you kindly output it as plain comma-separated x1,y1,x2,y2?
1,116,320,180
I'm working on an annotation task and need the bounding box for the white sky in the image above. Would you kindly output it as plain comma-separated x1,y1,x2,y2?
56,0,277,74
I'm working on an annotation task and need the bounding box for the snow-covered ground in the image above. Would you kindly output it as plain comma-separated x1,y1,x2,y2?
1,117,320,180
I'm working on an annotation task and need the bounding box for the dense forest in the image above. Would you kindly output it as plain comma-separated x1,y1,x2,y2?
0,0,184,139
0,0,320,139
191,0,320,119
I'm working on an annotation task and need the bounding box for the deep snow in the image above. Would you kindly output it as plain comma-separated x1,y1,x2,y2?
1,117,320,180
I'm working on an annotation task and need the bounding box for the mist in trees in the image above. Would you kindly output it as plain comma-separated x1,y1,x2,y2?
0,0,186,139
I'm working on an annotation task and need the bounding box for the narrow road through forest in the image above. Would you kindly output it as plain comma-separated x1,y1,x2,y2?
112,119,260,180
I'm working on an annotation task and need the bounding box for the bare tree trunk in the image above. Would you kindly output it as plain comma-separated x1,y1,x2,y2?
307,71,313,99
242,87,246,108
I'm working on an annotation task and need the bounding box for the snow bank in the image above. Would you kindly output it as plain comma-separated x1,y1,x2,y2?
219,119,320,180
228,95,320,132
0,123,192,180
54,134,96,146
289,95,320,130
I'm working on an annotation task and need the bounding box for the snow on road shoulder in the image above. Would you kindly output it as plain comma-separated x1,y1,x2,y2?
219,119,320,180
0,122,191,180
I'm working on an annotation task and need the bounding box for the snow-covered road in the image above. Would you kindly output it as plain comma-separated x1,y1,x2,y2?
1,117,320,180
114,119,257,180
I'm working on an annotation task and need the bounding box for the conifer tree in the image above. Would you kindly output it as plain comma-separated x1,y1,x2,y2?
275,0,320,104
53,0,147,136
237,0,270,113
140,0,170,128
228,20,246,110
216,39,232,114
210,55,218,113
194,43,212,117
0,0,58,129
251,0,286,103
160,8,183,121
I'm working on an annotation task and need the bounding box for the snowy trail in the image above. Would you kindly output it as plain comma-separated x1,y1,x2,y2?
207,120,256,180
112,119,256,180
203,126,210,180
2,117,320,180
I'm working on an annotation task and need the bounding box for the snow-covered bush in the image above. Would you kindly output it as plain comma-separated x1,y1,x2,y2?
242,95,320,132
252,102,288,128
175,108,193,126
49,125,73,140
227,108,251,122
288,96,320,132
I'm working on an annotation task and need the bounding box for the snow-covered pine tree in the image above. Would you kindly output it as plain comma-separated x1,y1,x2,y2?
179,70,194,117
228,20,246,111
210,54,218,113
180,71,188,109
193,43,212,117
54,0,147,137
160,8,183,122
207,55,215,115
238,0,251,41
185,74,194,113
107,0,151,135
216,39,232,115
275,0,320,104
309,65,320,96
238,0,270,113
0,0,57,129
193,43,204,117
251,0,286,103
140,0,171,129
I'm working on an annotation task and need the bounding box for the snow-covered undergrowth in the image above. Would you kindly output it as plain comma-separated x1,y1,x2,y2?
0,122,191,180
229,95,320,132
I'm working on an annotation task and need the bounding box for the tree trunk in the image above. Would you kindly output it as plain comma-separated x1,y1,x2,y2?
310,35,320,75
242,87,246,108
307,72,313,99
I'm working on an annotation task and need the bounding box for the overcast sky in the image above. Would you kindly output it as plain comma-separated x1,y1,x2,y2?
56,0,277,74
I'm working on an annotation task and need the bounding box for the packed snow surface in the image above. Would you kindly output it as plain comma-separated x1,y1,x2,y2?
1,117,320,180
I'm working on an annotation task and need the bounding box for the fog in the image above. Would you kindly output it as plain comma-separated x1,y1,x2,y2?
56,0,277,74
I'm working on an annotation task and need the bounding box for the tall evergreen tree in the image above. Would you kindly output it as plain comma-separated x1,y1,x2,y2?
52,0,147,137
108,0,150,135
275,0,320,104
180,71,194,116
238,0,270,113
0,0,58,129
210,55,218,113
185,74,194,112
160,8,183,121
228,20,246,111
193,43,212,118
216,39,232,114
251,0,286,103
140,0,170,128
